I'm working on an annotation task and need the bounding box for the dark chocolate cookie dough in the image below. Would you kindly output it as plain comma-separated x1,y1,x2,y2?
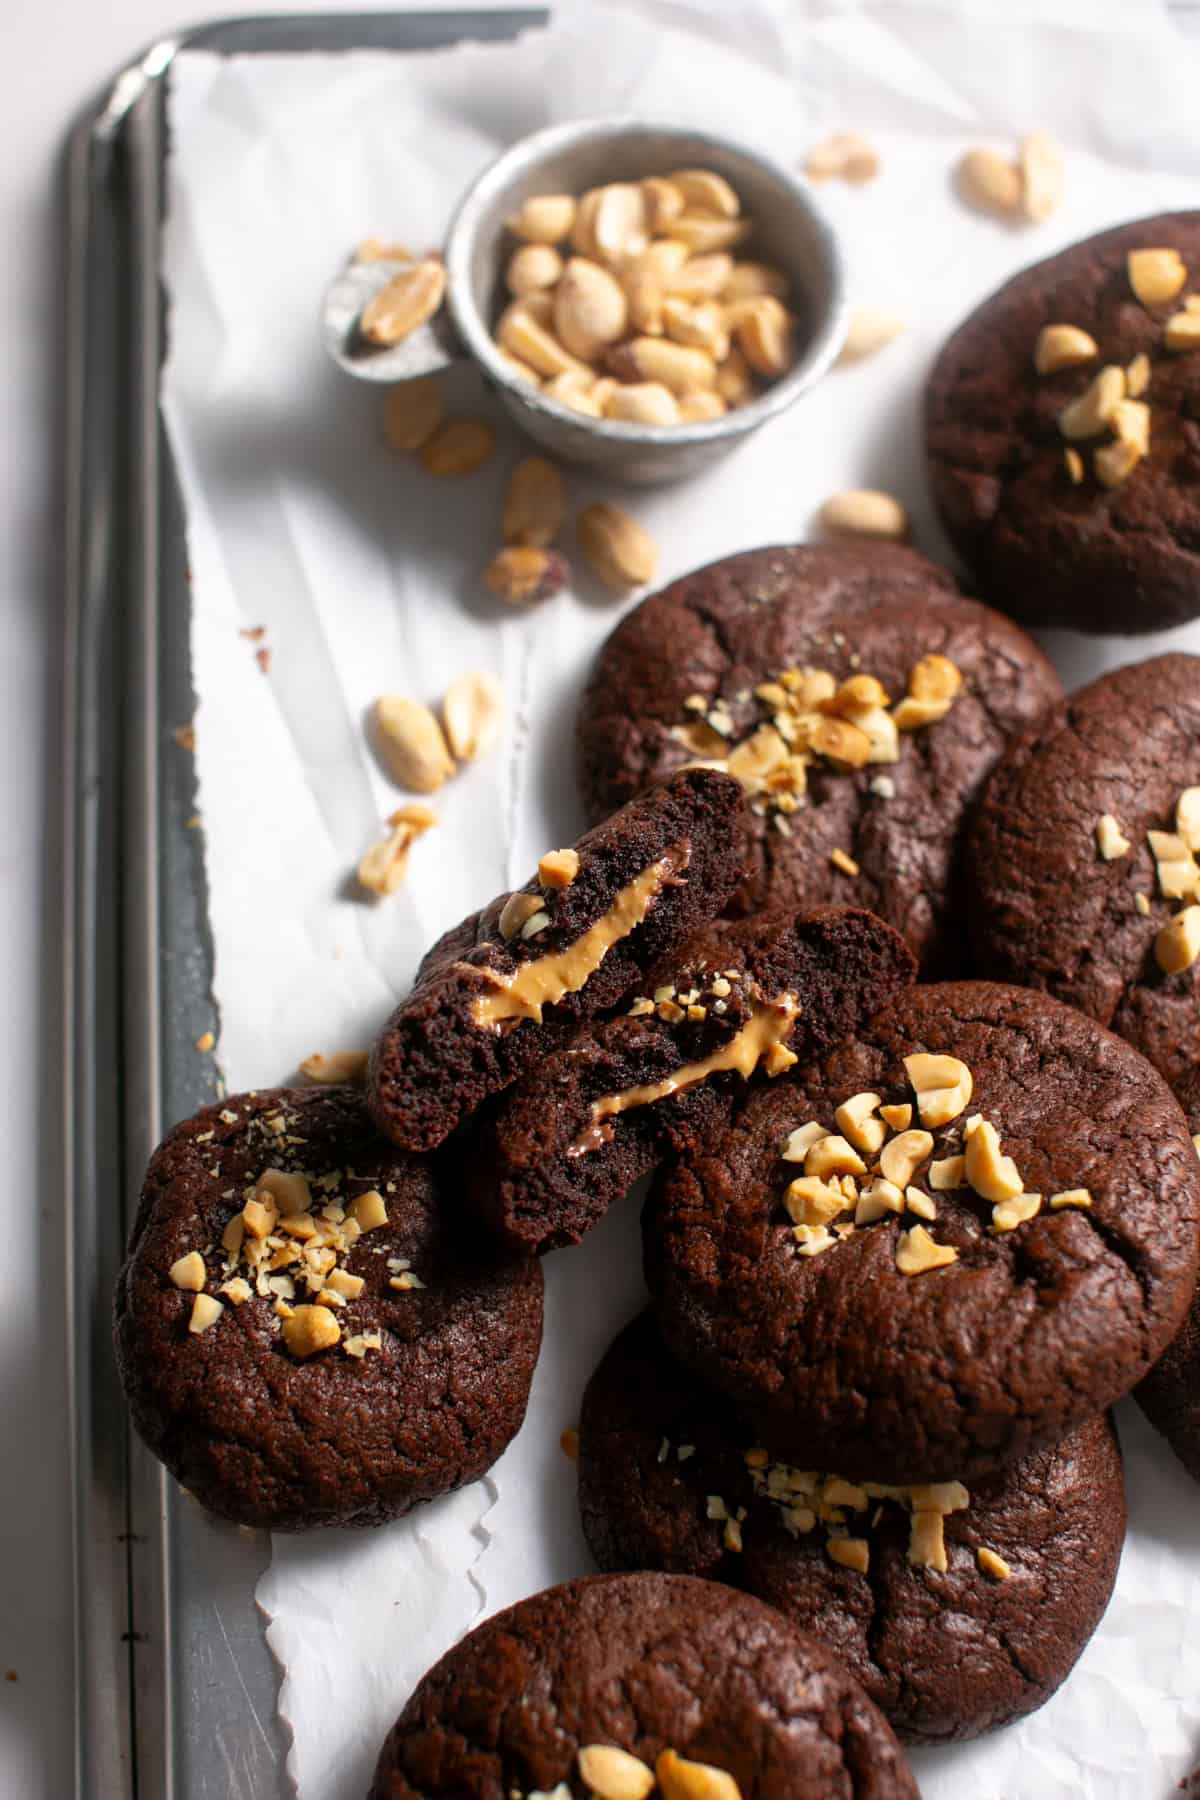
579,1313,1127,1745
645,981,1200,1484
114,1086,542,1530
366,1571,919,1800
466,905,915,1255
368,768,744,1152
577,543,1060,971
1138,1063,1200,1481
926,212,1200,634
969,653,1200,1086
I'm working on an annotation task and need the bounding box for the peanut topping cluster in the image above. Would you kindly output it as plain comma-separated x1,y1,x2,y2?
626,963,744,1027
779,1054,1092,1270
673,655,963,818
167,1106,424,1361
1095,786,1200,975
557,1742,742,1800
1041,248,1200,491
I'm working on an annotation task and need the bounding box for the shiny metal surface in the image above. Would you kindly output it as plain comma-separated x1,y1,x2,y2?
444,117,848,484
63,13,546,1799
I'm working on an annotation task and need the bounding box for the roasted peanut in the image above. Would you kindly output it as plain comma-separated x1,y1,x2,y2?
374,697,454,791
359,259,446,345
419,419,496,478
484,545,570,607
382,377,444,451
506,193,576,244
577,504,658,592
554,257,629,359
502,456,565,547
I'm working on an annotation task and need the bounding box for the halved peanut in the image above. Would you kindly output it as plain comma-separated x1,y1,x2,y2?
624,269,664,336
577,505,658,592
590,183,648,263
169,1251,206,1292
539,848,579,890
667,252,735,300
1057,365,1125,441
499,892,544,940
374,697,454,792
300,1050,369,1086
1155,905,1200,976
498,299,589,380
502,456,565,548
785,1176,847,1229
895,1225,958,1276
188,1292,223,1333
669,168,740,218
256,1169,313,1216
1034,324,1098,375
992,1192,1042,1232
1112,398,1150,454
855,1176,905,1225
929,1154,965,1191
1127,247,1187,308
662,297,730,361
554,256,629,359
506,194,576,244
484,546,570,607
963,1118,1023,1203
804,132,880,185
506,243,563,296
725,261,789,301
671,214,752,254
909,655,962,705
904,1052,972,1128
838,306,905,364
359,259,446,345
892,694,953,731
835,1092,886,1156
282,1304,340,1358
1020,131,1064,223
603,382,681,426
578,1743,656,1800
656,1747,741,1800
1165,310,1200,352
804,1134,867,1179
735,297,793,376
443,671,503,763
958,147,1022,215
382,377,444,451
678,390,727,422
635,238,691,281
715,346,754,406
609,336,717,394
1176,787,1200,851
781,1122,830,1162
641,176,685,235
542,368,602,417
879,1128,935,1189
819,490,909,542
420,419,496,478
808,714,872,768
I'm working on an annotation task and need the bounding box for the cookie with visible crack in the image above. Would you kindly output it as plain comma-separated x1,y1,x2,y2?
1137,1063,1200,1481
366,1571,919,1800
463,906,915,1255
114,1086,542,1531
576,543,1060,973
926,212,1200,635
578,1312,1126,1745
368,767,744,1153
645,980,1200,1485
968,653,1200,1086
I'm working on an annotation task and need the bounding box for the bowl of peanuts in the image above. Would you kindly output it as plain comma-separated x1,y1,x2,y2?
442,117,848,484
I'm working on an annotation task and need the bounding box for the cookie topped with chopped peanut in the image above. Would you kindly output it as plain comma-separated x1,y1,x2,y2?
114,1085,542,1530
579,542,1062,970
645,980,1200,1486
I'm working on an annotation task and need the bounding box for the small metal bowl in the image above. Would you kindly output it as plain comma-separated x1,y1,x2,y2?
443,117,848,486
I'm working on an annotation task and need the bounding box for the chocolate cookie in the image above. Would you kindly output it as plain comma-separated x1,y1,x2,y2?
969,652,1200,1086
1137,1064,1200,1481
579,1313,1127,1744
465,906,915,1255
926,212,1200,634
576,543,1060,971
114,1086,542,1530
366,1571,918,1799
645,980,1200,1484
368,768,744,1152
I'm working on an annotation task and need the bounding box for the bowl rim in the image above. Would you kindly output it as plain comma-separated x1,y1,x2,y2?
444,115,849,449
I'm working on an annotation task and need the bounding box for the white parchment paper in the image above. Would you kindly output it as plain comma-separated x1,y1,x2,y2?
161,3,1200,1794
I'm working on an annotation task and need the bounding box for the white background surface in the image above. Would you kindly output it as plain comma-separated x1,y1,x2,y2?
5,3,1200,1798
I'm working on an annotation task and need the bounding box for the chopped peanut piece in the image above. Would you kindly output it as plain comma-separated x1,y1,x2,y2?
169,1251,206,1292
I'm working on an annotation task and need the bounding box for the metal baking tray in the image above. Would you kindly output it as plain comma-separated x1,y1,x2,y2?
63,12,546,1797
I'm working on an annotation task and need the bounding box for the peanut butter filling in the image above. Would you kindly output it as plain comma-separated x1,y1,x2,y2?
569,991,801,1154
470,847,688,1030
